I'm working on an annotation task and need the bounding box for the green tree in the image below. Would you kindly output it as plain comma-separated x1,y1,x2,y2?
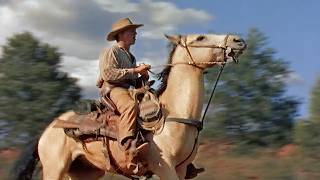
294,76,320,152
204,28,299,146
309,76,320,123
0,32,81,147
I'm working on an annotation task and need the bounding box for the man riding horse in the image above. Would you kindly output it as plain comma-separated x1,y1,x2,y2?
16,17,246,178
96,18,150,161
96,17,200,177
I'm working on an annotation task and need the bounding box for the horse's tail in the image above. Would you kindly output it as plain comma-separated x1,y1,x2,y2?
10,137,39,180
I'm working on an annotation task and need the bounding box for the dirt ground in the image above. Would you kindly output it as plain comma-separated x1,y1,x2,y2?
1,139,320,180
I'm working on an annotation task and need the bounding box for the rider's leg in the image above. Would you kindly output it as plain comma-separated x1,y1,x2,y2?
109,87,137,148
109,87,148,175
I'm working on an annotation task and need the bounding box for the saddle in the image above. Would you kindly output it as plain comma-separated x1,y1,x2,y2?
54,107,119,142
54,84,162,138
53,85,163,177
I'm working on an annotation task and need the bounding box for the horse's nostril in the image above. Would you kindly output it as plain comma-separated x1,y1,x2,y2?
233,38,246,48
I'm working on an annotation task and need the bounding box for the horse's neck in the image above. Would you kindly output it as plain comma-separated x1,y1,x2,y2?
160,65,204,119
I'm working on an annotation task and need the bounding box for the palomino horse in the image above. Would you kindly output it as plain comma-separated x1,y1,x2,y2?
17,33,246,180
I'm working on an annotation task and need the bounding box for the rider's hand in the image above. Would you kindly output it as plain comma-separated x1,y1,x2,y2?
134,63,151,73
140,69,149,80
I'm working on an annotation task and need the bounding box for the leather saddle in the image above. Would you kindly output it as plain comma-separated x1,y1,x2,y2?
53,83,162,142
53,103,119,142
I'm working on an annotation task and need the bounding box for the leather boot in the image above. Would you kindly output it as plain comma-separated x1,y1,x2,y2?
185,163,205,179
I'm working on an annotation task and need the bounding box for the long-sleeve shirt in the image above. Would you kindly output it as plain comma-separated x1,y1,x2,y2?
97,45,139,89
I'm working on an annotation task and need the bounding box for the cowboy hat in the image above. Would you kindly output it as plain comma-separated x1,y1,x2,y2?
106,18,143,41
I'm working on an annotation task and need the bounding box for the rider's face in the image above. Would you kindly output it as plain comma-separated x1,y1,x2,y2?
119,28,137,45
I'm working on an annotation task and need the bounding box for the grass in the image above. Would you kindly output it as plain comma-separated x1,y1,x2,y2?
193,139,320,180
1,139,320,180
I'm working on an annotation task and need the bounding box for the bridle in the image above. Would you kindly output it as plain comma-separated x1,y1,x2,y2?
163,34,233,168
167,34,231,70
147,34,235,74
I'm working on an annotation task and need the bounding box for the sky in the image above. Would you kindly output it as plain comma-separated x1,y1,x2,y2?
0,0,319,118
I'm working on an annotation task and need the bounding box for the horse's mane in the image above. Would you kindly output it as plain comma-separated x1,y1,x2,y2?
155,42,177,96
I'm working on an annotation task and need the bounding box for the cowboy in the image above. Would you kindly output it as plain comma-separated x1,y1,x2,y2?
97,17,202,177
96,18,150,156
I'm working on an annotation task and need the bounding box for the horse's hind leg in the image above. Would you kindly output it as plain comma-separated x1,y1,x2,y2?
67,156,105,180
68,169,104,180
38,126,73,180
40,147,72,180
40,145,71,180
42,161,70,180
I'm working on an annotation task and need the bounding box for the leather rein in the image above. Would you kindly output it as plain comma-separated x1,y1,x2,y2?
164,34,231,168
166,34,230,130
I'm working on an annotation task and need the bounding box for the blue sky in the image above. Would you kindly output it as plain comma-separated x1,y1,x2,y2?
173,0,320,117
0,0,318,117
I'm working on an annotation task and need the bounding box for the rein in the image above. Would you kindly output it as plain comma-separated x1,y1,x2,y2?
157,35,229,168
201,63,226,127
173,63,226,168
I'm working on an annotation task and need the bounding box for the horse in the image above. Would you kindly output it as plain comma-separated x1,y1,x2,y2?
15,33,246,180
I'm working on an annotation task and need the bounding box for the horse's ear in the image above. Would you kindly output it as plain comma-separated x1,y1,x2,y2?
165,34,181,45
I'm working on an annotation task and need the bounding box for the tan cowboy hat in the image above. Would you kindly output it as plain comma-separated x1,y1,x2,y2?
106,18,143,41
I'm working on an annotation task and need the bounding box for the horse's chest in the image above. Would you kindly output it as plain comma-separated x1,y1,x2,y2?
157,124,198,157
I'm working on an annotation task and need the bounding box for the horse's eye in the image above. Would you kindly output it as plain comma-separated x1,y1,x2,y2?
196,36,205,41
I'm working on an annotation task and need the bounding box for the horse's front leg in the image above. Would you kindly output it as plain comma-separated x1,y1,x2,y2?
176,164,187,180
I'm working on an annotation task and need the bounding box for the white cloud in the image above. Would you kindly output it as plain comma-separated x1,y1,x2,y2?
140,25,176,40
0,0,213,57
60,56,99,88
0,0,115,59
59,56,100,98
137,0,213,39
285,72,305,86
0,0,214,97
276,72,305,86
0,6,22,45
94,0,213,39
19,0,71,18
147,1,212,25
94,0,138,13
